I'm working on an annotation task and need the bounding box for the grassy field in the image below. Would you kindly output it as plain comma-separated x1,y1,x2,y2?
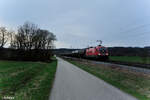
0,59,57,100
110,56,150,64
66,59,150,100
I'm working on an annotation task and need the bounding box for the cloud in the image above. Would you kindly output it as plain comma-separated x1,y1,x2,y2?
54,41,71,48
0,0,150,48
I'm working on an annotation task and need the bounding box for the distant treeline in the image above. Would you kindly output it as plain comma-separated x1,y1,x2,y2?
0,22,56,61
108,47,150,57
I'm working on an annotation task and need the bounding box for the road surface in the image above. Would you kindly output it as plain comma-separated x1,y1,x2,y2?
49,57,138,100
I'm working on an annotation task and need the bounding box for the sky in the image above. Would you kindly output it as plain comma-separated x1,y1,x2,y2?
0,0,150,48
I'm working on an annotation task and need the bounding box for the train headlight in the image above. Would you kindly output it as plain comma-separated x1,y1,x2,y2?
98,53,101,55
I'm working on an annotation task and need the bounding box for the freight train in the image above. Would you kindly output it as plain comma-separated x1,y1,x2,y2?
63,45,109,60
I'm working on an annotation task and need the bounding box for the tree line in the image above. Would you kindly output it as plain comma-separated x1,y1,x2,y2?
0,22,56,50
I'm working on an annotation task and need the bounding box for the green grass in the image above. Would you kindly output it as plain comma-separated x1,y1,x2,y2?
110,56,150,64
0,58,57,100
66,59,150,100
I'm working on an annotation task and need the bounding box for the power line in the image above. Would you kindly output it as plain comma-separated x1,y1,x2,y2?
119,23,150,34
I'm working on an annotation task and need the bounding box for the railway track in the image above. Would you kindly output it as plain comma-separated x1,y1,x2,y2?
62,56,150,74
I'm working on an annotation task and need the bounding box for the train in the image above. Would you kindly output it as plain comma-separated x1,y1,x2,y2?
62,45,109,60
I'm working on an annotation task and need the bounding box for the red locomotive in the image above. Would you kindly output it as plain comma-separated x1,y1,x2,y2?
85,45,109,60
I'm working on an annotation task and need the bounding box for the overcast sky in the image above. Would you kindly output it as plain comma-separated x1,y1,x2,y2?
0,0,150,48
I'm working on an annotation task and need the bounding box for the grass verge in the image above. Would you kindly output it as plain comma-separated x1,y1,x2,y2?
66,59,150,100
0,58,57,100
110,56,150,64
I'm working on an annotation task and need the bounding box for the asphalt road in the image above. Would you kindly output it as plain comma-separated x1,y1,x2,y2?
49,57,138,100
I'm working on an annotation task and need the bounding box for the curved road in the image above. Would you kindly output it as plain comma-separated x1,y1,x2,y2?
49,57,138,100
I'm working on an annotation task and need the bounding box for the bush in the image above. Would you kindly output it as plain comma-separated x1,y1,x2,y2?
0,48,52,62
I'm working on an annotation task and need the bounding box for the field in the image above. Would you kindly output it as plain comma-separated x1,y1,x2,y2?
0,59,57,100
66,59,150,100
110,56,150,64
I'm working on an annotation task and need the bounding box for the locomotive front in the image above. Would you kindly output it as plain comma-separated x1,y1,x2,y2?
97,46,109,60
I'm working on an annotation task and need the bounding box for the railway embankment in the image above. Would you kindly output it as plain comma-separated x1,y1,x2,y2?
62,56,150,74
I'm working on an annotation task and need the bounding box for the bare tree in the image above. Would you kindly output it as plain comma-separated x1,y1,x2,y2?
0,27,8,48
32,29,56,49
8,31,16,49
13,22,56,50
15,22,38,50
